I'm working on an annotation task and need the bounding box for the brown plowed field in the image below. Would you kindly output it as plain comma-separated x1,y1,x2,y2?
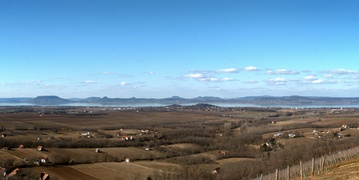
28,166,100,180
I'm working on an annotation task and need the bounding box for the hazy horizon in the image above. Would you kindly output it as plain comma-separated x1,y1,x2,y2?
2,94,359,99
1,1,359,98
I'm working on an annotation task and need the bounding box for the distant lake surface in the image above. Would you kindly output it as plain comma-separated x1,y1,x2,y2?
1,102,359,108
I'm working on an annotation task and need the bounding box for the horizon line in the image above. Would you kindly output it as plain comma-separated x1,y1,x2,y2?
2,95,359,99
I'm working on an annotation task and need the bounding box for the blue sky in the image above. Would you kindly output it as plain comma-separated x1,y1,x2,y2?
1,0,359,98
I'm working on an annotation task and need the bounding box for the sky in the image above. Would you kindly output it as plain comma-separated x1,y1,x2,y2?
1,0,359,98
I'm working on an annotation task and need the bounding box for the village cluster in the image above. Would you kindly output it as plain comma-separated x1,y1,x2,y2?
0,124,162,179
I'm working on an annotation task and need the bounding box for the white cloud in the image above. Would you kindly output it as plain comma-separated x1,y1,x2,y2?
198,77,236,82
185,73,235,82
312,79,325,84
304,75,317,81
324,74,334,79
243,80,259,84
265,78,288,85
222,77,235,81
267,69,300,75
205,78,219,82
120,81,129,86
186,73,204,79
302,79,337,84
301,75,337,84
22,80,41,86
312,79,337,84
324,68,359,75
217,68,238,73
349,75,359,79
149,71,155,74
85,80,97,84
101,72,116,75
244,66,258,71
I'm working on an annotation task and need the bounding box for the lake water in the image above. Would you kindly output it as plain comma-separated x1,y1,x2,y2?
1,102,359,108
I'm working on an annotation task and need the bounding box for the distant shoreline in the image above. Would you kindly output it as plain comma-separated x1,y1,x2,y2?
1,102,359,108
2,95,359,108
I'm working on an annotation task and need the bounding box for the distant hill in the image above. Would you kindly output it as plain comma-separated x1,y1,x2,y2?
189,103,218,108
1,95,359,106
30,96,71,105
233,96,359,105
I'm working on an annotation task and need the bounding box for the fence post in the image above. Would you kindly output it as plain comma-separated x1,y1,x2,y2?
287,165,290,180
300,161,303,180
257,146,359,180
311,158,315,176
319,158,322,174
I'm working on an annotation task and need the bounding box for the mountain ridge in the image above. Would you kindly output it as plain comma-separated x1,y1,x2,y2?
1,95,359,106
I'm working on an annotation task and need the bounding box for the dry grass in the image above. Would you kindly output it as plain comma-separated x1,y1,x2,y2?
0,150,23,165
98,147,166,160
305,157,359,180
216,158,256,164
8,148,48,160
72,161,162,180
166,143,202,150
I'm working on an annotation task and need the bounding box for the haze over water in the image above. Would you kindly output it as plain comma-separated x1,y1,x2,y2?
1,102,359,109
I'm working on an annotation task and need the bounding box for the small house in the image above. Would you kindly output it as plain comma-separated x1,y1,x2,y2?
95,148,100,153
37,146,43,151
218,150,226,155
125,158,130,163
41,158,47,164
82,132,91,136
288,133,297,138
339,125,349,131
274,132,283,138
18,145,24,149
337,133,343,138
212,167,221,175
